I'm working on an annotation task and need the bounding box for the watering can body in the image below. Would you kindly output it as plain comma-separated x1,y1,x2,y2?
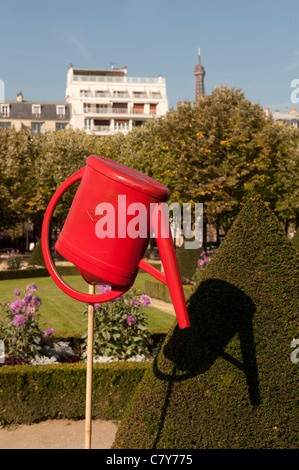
42,155,190,329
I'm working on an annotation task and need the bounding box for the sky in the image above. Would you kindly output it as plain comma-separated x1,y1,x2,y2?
0,0,299,112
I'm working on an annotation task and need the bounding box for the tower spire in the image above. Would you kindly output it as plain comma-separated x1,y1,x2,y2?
194,46,205,101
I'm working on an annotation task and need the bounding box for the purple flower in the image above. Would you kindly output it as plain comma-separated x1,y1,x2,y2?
126,315,136,326
26,306,36,316
13,289,20,296
31,296,42,308
26,282,37,294
97,285,112,294
44,328,55,336
133,300,141,307
13,314,26,327
94,303,101,309
140,294,150,307
9,299,24,314
23,294,33,305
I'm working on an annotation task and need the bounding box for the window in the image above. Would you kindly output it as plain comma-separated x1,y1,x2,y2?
80,90,92,97
95,90,110,98
133,103,144,114
1,104,10,117
133,121,145,127
133,91,147,99
0,121,11,128
84,118,92,130
113,91,129,98
113,103,128,113
31,122,43,134
150,104,157,115
56,122,67,131
56,105,66,116
114,120,129,131
32,104,41,117
96,104,109,113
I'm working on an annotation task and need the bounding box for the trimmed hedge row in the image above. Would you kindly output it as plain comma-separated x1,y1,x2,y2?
0,329,168,426
0,265,80,281
145,279,193,303
0,261,161,281
113,198,299,449
0,361,149,426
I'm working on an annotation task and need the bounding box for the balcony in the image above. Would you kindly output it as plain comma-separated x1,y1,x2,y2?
84,107,129,114
74,75,165,84
93,125,110,133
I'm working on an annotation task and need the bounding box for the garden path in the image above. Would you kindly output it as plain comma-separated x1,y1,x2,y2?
0,419,118,449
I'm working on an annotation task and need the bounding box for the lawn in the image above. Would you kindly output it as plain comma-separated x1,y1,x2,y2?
0,272,175,335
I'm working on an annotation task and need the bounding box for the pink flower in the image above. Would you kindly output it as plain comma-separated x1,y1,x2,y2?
9,299,24,314
32,296,42,308
26,283,37,294
140,294,150,307
26,306,36,316
23,294,32,305
198,259,205,266
13,314,26,327
204,257,210,264
133,300,141,307
97,285,112,294
44,328,55,336
13,289,20,296
126,315,136,326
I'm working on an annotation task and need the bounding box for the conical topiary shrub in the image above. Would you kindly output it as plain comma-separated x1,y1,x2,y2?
113,198,299,449
175,239,203,283
28,239,46,267
292,229,299,251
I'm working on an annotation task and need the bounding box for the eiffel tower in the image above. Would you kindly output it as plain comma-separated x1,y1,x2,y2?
194,46,205,101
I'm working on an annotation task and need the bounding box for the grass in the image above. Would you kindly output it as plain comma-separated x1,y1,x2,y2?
0,271,175,334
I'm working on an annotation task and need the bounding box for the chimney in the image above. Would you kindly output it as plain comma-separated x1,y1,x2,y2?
17,92,23,102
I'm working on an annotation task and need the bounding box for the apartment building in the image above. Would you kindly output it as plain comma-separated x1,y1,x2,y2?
66,65,168,136
0,92,70,133
264,106,299,128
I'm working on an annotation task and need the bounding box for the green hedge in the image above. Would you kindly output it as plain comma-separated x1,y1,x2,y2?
176,241,203,282
144,279,193,303
28,239,46,267
0,265,79,280
292,230,299,250
113,198,299,449
0,361,149,426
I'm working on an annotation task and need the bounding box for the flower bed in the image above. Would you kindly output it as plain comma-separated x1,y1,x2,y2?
0,282,163,367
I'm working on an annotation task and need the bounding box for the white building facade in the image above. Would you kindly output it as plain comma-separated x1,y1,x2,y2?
66,65,168,136
264,106,299,128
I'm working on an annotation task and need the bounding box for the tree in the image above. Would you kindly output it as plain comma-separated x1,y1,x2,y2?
106,86,299,234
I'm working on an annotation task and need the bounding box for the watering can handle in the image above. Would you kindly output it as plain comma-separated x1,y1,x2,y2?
41,167,127,304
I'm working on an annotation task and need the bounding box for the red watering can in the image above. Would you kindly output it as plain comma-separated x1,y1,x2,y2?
41,155,190,329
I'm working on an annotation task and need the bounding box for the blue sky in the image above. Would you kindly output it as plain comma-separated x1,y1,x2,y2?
0,0,298,111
